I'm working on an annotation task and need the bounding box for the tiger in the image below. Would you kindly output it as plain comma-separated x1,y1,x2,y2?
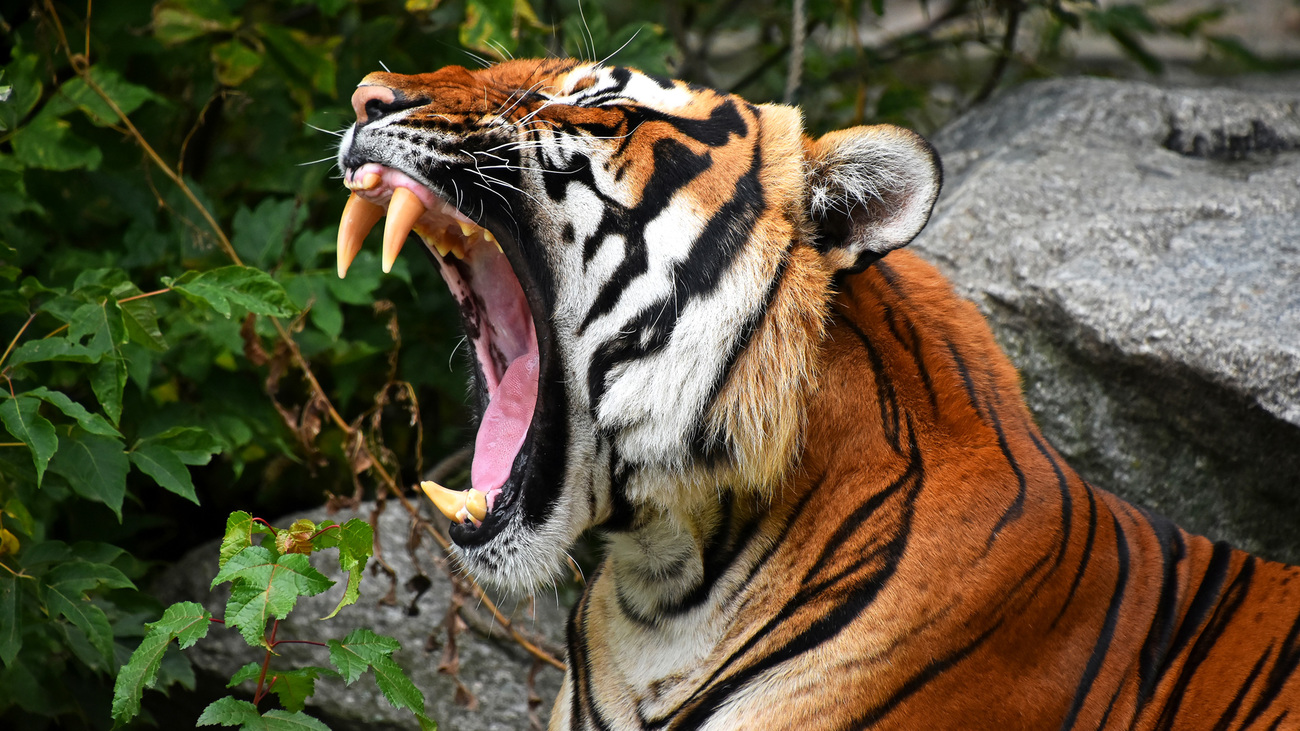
332,59,1300,729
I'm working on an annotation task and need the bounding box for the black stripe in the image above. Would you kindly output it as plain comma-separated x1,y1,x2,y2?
1058,513,1131,730
1134,508,1187,709
849,619,1005,727
843,318,903,455
1154,555,1256,730
1051,484,1099,630
1238,608,1300,728
651,433,925,729
1157,541,1234,678
1211,643,1273,731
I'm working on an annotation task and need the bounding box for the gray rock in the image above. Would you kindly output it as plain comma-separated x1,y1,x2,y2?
154,501,566,730
913,77,1300,561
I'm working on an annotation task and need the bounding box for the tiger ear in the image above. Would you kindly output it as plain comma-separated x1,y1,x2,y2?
806,125,942,274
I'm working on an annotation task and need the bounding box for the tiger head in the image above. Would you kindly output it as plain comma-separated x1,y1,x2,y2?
335,59,940,591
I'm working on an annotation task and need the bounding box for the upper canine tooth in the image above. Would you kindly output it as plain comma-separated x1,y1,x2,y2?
383,187,425,273
337,194,385,278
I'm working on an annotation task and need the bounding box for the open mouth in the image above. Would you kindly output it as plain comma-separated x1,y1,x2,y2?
336,162,539,532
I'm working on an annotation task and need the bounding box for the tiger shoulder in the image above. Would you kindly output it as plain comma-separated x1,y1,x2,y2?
331,58,1300,729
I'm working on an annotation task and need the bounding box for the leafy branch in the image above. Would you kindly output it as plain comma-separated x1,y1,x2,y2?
35,0,563,673
112,511,436,730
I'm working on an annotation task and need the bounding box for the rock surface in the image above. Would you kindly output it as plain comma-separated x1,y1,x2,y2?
154,501,567,730
912,77,1300,561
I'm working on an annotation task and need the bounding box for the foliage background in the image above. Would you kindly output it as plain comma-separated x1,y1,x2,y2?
0,0,1295,727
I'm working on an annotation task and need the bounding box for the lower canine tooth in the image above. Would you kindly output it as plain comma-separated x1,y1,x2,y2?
420,481,488,523
383,187,425,273
337,194,385,278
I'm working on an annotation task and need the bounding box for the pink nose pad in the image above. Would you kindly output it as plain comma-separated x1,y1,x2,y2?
351,84,397,125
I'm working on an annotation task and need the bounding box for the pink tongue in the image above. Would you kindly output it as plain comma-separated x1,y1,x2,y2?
472,349,540,504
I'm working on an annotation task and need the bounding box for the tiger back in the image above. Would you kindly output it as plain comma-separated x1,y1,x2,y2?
331,59,1300,729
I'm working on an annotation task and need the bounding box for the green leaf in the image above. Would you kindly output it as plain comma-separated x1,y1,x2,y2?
220,511,271,569
118,293,168,351
0,576,21,665
213,38,265,87
461,0,518,57
5,336,102,368
58,67,163,127
10,109,102,171
368,653,427,716
141,425,223,465
112,601,213,723
41,563,130,662
196,696,261,727
0,54,42,132
153,0,241,45
24,387,121,437
0,396,58,486
267,666,338,713
327,628,400,684
227,661,263,688
257,24,340,97
321,518,371,619
215,547,334,647
92,356,128,425
130,444,200,504
233,197,306,268
47,429,130,519
164,266,298,319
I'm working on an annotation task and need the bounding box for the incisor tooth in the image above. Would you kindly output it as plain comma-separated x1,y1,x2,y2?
359,172,380,190
337,194,385,278
383,187,425,273
420,481,488,523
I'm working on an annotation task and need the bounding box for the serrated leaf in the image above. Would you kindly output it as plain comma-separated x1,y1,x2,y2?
0,396,58,486
129,444,200,504
0,576,21,664
368,654,427,716
327,628,400,684
112,601,213,723
48,429,129,519
220,511,269,569
164,266,297,319
43,560,136,594
23,387,121,437
267,666,337,713
196,696,263,727
215,547,334,647
260,710,333,731
227,661,263,688
275,518,316,556
322,519,371,619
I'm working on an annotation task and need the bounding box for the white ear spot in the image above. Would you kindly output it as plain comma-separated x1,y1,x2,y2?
806,125,942,272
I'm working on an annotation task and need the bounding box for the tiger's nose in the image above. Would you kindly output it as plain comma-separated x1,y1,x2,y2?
351,84,397,125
